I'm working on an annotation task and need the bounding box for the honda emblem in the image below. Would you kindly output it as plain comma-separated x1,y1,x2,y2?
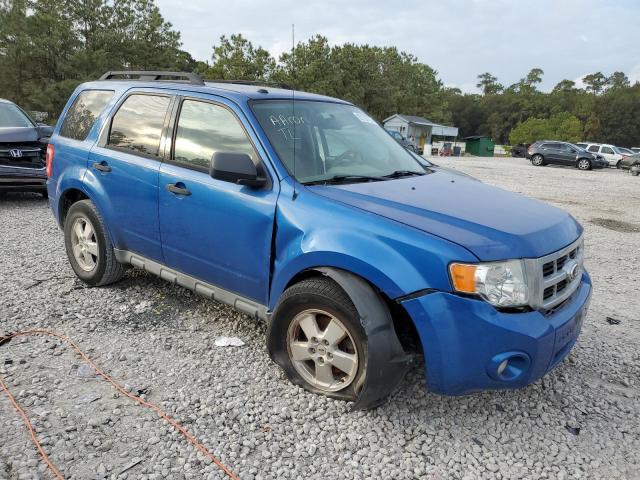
9,149,23,158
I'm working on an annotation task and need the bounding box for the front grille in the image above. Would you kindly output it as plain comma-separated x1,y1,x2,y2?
525,236,584,311
0,142,45,169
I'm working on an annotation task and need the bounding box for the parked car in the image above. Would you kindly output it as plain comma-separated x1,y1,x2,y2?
619,153,640,171
0,98,53,197
511,143,529,158
47,71,591,408
527,141,607,170
575,142,624,167
631,147,640,154
386,129,419,154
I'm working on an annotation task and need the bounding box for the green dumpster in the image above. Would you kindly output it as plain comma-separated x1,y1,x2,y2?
464,136,495,157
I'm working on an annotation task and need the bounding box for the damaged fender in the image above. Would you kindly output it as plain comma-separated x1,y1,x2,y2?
315,268,412,409
268,266,412,410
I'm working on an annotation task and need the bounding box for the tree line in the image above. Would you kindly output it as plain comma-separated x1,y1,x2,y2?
1,0,638,147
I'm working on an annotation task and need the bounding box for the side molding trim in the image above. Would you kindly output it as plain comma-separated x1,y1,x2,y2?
114,249,269,320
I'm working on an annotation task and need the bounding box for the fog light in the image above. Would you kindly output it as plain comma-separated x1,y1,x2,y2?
487,352,531,382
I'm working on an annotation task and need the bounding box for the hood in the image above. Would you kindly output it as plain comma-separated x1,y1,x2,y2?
309,169,582,261
0,126,39,143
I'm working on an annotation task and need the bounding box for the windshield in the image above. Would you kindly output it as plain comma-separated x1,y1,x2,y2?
615,147,633,154
570,143,587,152
251,100,425,183
0,103,33,128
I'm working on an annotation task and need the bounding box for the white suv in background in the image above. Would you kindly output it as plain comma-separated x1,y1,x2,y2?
576,143,624,167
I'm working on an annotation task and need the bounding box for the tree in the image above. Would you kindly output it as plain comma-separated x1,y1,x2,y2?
608,71,630,90
207,34,275,81
476,72,503,95
552,79,576,93
509,112,583,145
582,72,608,94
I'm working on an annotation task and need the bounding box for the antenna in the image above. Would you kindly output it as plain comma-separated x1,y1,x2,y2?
292,23,297,198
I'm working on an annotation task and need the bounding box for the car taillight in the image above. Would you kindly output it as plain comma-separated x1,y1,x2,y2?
45,144,55,177
527,146,534,154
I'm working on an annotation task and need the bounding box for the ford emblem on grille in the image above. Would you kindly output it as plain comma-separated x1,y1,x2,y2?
9,149,23,158
567,262,580,281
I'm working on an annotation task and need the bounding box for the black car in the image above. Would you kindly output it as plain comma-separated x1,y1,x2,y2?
511,143,529,158
0,98,53,197
526,140,608,170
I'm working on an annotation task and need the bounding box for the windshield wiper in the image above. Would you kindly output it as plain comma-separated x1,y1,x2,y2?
303,174,385,185
382,170,426,178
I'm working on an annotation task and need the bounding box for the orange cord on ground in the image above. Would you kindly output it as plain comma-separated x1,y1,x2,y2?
0,329,240,480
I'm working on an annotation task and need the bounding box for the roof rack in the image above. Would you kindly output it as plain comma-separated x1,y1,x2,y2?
99,71,204,86
204,79,293,90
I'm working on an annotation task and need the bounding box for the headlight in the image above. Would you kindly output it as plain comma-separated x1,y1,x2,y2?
449,260,529,307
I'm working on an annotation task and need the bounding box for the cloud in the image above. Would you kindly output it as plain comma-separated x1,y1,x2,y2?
157,0,640,92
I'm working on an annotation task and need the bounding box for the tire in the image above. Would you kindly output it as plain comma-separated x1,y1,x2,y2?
577,158,592,171
616,160,622,169
269,277,367,400
41,189,48,200
530,154,544,166
64,199,125,286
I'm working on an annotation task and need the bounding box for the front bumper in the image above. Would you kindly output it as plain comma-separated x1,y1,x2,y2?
0,166,47,192
401,271,591,395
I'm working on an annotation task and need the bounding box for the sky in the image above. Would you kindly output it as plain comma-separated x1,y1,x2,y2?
156,0,640,93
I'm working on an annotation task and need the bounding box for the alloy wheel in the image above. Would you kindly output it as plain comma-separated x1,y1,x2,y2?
286,309,359,392
578,159,590,170
70,217,99,271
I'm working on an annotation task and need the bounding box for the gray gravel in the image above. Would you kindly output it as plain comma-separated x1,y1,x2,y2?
1,157,639,480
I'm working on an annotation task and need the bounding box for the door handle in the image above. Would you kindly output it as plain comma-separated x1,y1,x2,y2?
166,183,191,196
92,161,111,173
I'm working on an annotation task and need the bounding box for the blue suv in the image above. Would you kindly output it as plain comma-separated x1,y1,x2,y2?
47,71,592,409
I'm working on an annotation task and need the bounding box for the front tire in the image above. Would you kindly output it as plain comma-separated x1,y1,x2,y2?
64,200,125,286
616,160,622,169
269,277,367,400
577,158,592,170
531,154,544,166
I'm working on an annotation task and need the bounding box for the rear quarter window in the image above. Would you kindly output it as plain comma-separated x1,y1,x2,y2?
59,90,114,141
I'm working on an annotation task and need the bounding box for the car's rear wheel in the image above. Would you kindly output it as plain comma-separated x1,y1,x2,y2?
269,277,367,400
531,154,544,166
577,158,592,170
64,200,125,286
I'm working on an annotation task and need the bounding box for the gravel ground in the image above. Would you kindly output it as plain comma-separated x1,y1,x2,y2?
1,157,639,480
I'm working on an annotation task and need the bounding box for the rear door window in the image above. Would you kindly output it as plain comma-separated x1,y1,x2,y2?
108,94,171,158
172,99,258,171
59,90,114,141
587,145,600,153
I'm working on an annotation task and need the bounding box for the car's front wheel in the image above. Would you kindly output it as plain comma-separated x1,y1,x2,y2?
64,200,125,286
577,158,592,170
616,160,622,169
530,154,545,166
269,277,367,400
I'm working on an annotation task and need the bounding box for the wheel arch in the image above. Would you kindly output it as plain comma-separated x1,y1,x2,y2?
270,266,414,409
281,267,422,356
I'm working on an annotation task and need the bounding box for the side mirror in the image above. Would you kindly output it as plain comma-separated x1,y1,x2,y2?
210,152,267,188
37,124,54,139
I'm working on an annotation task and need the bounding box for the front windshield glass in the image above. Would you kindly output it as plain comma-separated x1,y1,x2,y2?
251,100,425,183
0,103,33,128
